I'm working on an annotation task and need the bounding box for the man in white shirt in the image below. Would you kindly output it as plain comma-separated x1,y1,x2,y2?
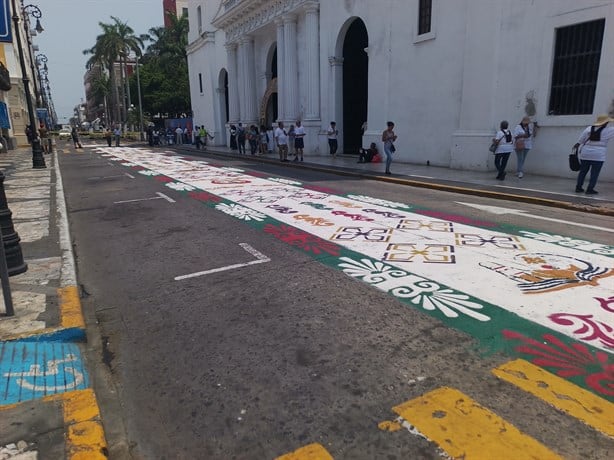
294,120,306,162
274,121,289,162
175,126,183,145
327,121,338,156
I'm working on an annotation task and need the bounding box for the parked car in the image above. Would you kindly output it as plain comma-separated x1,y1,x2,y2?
58,128,72,140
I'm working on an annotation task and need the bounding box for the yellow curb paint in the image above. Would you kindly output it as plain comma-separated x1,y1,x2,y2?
493,359,614,438
62,389,108,459
377,420,402,432
275,443,334,460
59,286,85,329
393,387,562,460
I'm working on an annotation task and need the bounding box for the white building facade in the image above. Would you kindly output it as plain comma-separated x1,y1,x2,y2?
186,0,614,181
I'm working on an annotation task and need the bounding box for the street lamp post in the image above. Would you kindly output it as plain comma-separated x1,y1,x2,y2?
135,55,144,141
11,0,45,168
22,4,43,107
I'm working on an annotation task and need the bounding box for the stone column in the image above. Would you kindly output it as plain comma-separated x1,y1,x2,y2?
328,56,343,130
283,14,298,121
304,2,320,120
226,43,240,123
241,37,257,123
237,40,247,121
275,19,285,121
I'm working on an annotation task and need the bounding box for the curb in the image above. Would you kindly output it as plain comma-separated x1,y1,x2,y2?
173,145,614,217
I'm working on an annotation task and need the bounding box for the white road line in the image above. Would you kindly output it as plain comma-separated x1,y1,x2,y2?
175,243,271,281
156,192,176,203
113,196,164,204
87,175,126,180
457,202,614,233
107,162,115,167
125,173,135,179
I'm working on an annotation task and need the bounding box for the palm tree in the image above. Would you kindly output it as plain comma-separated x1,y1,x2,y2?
83,17,143,126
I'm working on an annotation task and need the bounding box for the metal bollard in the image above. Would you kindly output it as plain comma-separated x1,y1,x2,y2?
0,171,27,276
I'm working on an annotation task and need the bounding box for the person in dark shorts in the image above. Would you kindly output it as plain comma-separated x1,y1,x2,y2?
294,120,305,161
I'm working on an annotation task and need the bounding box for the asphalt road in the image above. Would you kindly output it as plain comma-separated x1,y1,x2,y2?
59,145,613,460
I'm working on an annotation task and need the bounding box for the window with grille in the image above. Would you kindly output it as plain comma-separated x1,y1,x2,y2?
418,0,432,35
549,18,605,115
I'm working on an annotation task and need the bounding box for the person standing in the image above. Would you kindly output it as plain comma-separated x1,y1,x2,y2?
288,124,296,159
104,128,113,147
113,125,122,147
71,127,83,149
259,125,268,155
229,124,238,150
294,120,306,162
175,126,183,145
274,121,289,162
513,116,535,178
38,124,49,154
381,121,397,175
194,126,201,149
492,120,514,180
574,114,614,195
237,122,246,154
327,121,338,156
248,125,259,155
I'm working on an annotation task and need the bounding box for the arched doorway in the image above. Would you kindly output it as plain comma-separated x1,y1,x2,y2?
218,69,229,144
260,45,278,128
342,19,368,155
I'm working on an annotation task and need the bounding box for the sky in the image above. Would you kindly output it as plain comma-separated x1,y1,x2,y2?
32,0,164,122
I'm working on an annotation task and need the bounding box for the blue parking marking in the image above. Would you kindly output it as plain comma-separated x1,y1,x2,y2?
0,340,89,405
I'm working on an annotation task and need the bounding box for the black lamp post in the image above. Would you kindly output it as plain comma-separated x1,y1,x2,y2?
36,53,47,109
22,4,43,107
11,0,45,168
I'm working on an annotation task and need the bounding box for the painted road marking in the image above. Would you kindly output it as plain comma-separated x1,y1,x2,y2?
113,192,175,204
86,174,127,180
175,243,270,280
392,387,562,460
0,341,90,405
59,286,85,329
61,389,108,459
457,202,614,233
275,443,333,460
156,192,176,203
493,359,614,438
125,172,135,179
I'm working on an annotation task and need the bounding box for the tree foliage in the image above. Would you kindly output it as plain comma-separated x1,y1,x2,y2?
131,11,191,119
84,11,191,125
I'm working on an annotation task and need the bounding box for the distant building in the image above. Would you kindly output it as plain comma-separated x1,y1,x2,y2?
164,0,189,27
186,0,614,180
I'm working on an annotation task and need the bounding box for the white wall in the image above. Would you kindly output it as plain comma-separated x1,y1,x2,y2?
186,0,614,181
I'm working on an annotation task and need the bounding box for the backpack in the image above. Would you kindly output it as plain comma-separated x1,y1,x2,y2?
589,124,607,141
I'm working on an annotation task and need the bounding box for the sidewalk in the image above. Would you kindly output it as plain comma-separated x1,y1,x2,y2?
174,143,614,216
0,148,107,459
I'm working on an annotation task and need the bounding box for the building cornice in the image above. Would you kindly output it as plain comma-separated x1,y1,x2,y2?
213,0,319,43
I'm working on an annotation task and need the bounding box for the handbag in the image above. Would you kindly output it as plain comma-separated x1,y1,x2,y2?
515,137,526,150
488,141,498,153
390,143,396,152
568,146,581,172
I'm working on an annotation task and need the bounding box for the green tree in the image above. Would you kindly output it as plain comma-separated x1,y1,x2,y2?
131,11,191,120
84,17,143,125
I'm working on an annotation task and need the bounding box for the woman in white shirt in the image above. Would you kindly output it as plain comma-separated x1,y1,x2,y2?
492,120,514,180
574,114,614,195
513,116,535,178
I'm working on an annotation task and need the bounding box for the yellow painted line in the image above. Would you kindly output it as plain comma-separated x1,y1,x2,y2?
61,389,108,459
59,286,85,329
393,386,562,460
275,443,334,460
493,359,614,438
